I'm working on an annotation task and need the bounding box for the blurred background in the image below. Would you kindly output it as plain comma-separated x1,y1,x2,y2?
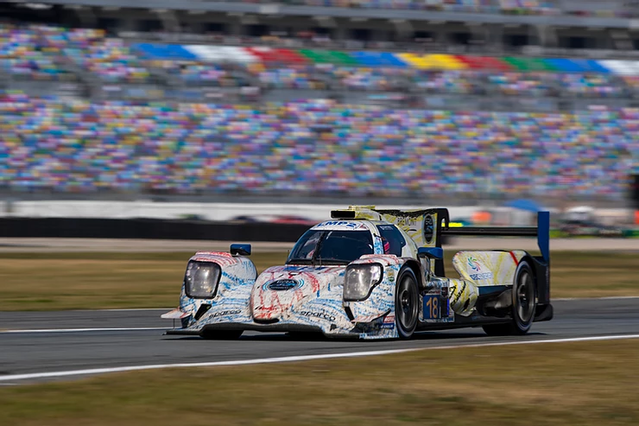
1,0,639,241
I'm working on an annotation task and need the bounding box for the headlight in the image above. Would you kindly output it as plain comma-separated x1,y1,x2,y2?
184,261,221,299
344,263,383,301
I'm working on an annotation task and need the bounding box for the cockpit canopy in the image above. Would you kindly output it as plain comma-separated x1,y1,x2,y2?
286,220,409,265
287,229,374,265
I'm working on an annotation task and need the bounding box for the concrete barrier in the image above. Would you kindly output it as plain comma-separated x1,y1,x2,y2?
0,217,309,242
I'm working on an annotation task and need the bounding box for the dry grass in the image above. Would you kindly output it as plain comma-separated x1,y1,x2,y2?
0,252,287,311
0,251,636,311
1,339,638,425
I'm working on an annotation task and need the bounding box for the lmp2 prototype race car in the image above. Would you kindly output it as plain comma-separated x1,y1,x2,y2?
162,206,552,340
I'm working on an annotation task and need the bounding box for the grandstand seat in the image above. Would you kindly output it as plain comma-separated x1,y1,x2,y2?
132,43,198,60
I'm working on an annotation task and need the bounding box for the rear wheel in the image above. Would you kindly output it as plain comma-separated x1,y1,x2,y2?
200,328,243,340
483,260,537,336
395,268,419,339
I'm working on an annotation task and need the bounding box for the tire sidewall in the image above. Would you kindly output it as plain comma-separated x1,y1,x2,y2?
395,267,419,339
511,260,537,334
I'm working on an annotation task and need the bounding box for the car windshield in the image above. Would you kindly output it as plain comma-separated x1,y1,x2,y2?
287,229,374,265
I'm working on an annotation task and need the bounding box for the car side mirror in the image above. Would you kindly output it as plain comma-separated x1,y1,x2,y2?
417,247,443,260
230,244,251,256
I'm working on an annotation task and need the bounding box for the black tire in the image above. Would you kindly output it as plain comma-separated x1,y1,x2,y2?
395,267,419,339
200,328,243,340
482,260,537,336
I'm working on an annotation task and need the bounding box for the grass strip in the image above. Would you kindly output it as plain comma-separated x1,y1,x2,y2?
1,339,638,425
0,251,637,311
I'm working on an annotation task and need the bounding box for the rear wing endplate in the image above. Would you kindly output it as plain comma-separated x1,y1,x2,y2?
441,211,550,264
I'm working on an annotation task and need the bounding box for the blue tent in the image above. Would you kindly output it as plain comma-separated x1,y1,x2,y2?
505,199,542,212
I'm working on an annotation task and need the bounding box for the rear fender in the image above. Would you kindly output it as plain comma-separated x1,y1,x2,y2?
530,255,550,306
452,251,551,318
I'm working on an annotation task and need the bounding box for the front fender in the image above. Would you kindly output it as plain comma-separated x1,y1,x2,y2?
344,255,405,337
178,252,257,328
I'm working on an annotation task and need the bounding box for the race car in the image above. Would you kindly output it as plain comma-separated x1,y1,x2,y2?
162,206,552,340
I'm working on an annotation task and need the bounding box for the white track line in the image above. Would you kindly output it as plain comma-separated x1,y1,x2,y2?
1,333,639,383
554,296,639,301
0,327,167,334
101,308,172,312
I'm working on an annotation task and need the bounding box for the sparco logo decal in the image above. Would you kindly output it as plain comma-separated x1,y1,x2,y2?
298,310,336,322
209,309,242,318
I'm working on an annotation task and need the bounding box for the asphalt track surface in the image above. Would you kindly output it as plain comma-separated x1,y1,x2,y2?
1,298,638,384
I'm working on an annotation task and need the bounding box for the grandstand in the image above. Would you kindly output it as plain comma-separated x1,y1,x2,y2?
3,22,639,110
5,0,639,56
0,2,637,203
1,92,636,201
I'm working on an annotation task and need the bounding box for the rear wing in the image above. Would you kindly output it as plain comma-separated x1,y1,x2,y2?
331,206,451,248
441,211,550,264
330,206,549,265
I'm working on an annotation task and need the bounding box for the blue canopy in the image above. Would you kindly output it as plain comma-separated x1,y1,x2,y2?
505,199,542,212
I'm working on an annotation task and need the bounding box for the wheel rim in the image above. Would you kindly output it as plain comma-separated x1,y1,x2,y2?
397,276,417,330
516,270,535,323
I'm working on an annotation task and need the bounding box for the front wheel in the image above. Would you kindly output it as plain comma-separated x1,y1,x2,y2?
483,260,537,336
395,267,419,339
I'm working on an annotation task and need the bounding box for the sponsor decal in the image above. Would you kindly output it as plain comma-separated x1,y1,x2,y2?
451,282,466,305
386,270,395,282
469,272,493,280
423,215,434,243
267,279,299,291
467,256,493,280
467,256,481,271
380,315,395,329
314,221,365,230
298,310,336,322
209,309,242,319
